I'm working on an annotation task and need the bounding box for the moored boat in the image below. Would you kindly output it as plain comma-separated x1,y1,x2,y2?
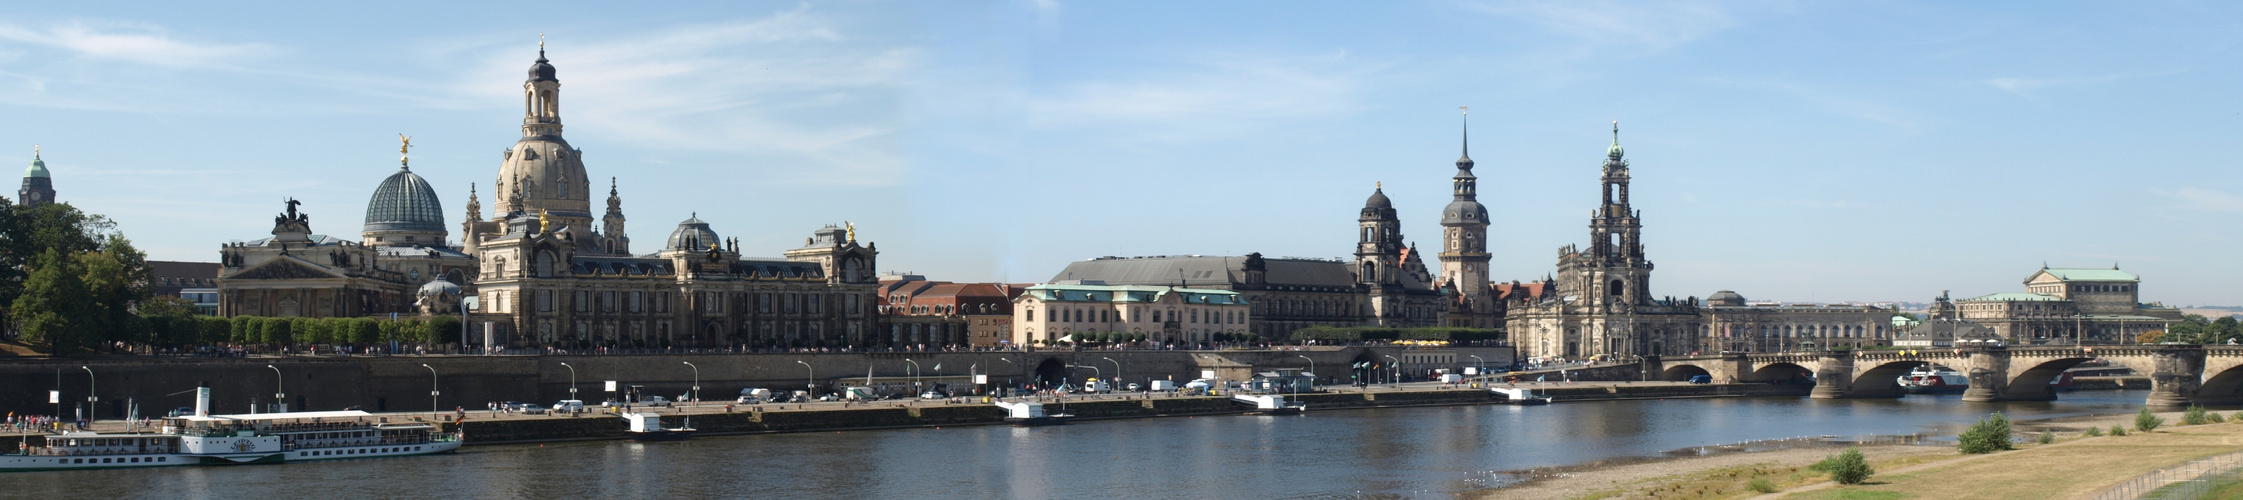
2,384,460,472
995,401,1072,426
623,413,696,441
1898,366,1969,394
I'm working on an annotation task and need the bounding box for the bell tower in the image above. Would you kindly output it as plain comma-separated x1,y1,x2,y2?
1585,121,1651,307
1439,108,1491,294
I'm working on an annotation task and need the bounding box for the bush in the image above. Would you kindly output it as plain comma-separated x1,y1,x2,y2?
1823,447,1874,485
2213,412,2228,423
2137,407,2166,432
1747,478,1778,493
2084,426,2103,437
2111,425,2127,436
2036,430,2055,444
1958,412,2014,454
2186,405,2210,426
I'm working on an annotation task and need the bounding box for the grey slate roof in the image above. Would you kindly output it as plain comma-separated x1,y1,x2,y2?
1049,256,1357,290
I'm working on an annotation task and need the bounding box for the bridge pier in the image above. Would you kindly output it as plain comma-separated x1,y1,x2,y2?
1640,355,1663,382
2149,345,2205,408
1960,347,2012,403
1810,350,1854,399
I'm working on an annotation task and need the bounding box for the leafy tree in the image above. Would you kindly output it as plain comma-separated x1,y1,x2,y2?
2185,405,2210,425
1958,412,2014,454
1814,446,1873,485
0,202,116,332
199,316,232,345
261,318,291,347
138,296,198,348
11,249,90,355
426,315,461,344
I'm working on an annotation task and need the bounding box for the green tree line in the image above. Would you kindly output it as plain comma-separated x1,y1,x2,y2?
135,313,463,349
2,200,153,355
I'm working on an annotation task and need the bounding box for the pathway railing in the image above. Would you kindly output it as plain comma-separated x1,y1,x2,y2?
2089,449,2243,500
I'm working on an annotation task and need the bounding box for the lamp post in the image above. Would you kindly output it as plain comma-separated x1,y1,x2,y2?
1296,354,1315,389
1068,364,1100,392
1468,355,1485,383
999,357,1017,396
795,360,815,399
267,364,285,413
1101,357,1121,388
682,361,700,406
904,359,922,395
1372,354,1390,385
560,362,578,401
81,366,95,425
969,362,980,395
421,364,439,418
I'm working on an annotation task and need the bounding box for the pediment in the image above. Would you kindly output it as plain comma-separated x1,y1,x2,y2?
231,257,346,280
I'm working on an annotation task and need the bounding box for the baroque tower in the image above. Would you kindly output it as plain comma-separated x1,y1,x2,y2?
1585,121,1650,307
601,177,629,255
1439,110,1491,294
493,42,597,245
1356,184,1406,324
19,146,54,207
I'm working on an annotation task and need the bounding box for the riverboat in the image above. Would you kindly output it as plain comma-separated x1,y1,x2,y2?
1898,366,1969,394
1232,395,1307,416
623,413,696,441
0,385,460,472
1492,387,1552,405
995,401,1072,426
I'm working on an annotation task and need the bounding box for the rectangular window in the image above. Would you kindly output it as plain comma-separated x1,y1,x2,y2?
630,292,643,313
808,295,822,315
539,290,554,312
848,294,861,314
760,293,774,314
574,291,588,312
1026,309,1034,322
602,291,616,312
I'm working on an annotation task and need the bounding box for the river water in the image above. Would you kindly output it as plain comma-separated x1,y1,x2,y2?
13,390,2152,499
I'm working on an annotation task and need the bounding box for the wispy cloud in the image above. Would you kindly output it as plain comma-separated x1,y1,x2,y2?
0,21,278,68
1698,76,1920,131
2155,187,2243,213
1027,50,1380,140
455,6,917,185
1979,70,2184,98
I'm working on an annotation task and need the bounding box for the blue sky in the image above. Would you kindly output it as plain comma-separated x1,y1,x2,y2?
4,1,2241,306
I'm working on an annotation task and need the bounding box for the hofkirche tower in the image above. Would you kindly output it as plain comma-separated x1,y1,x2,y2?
1438,108,1498,328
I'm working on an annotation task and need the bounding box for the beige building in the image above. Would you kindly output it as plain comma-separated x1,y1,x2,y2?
1010,282,1250,346
1958,267,2183,345
1701,291,1895,352
217,151,478,318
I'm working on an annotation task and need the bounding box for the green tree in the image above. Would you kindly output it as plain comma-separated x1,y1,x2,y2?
1816,447,1873,485
261,318,292,347
1958,412,2014,454
199,316,232,345
2137,406,2166,432
427,315,461,344
79,237,154,349
11,249,90,355
138,296,199,348
0,202,117,332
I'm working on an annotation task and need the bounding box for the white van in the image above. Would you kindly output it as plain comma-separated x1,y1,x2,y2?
1150,380,1177,392
736,388,772,403
555,399,585,412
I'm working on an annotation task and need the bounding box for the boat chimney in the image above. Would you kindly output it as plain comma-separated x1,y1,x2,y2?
195,381,211,417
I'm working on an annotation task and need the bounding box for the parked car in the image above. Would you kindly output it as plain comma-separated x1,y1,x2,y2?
920,391,943,399
641,396,672,407
1125,383,1142,392
1687,375,1713,384
519,404,548,415
555,399,585,412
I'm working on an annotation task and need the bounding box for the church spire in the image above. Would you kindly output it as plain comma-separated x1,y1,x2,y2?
1456,106,1474,170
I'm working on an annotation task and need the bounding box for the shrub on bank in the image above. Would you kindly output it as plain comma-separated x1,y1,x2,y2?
2214,412,2229,423
1958,412,2014,454
2111,425,2127,436
2138,407,2166,432
2084,426,2103,437
1810,447,1874,485
1747,478,1778,493
2036,429,2055,444
2186,405,2210,426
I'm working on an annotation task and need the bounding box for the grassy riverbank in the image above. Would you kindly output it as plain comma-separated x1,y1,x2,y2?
1480,409,2243,500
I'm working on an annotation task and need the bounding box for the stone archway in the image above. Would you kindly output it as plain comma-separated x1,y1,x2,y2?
1034,358,1068,390
1849,360,1928,398
1662,364,1711,382
1748,362,1816,385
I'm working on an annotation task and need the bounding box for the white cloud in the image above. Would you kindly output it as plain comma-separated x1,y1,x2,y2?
1978,70,2183,98
0,21,276,68
454,6,917,185
2156,188,2243,213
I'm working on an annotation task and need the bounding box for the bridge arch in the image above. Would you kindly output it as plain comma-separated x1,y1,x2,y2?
1849,360,1929,398
1747,362,1816,385
1033,358,1068,389
1662,364,1711,382
2197,365,2243,405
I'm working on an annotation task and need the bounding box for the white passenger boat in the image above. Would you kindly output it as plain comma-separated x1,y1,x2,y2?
1898,365,1969,394
1,384,460,472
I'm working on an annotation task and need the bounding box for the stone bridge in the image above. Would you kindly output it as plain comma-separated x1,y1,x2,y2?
1643,346,2243,407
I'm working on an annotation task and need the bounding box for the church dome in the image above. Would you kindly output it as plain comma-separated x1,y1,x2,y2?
1707,290,1746,306
529,52,557,82
25,153,47,178
667,214,719,251
1365,187,1392,209
1442,199,1487,225
418,278,462,298
364,167,446,233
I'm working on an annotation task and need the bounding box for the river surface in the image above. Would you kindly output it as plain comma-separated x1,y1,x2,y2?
13,390,2153,499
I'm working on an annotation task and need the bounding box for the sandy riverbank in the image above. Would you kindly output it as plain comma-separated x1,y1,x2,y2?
1476,442,1950,500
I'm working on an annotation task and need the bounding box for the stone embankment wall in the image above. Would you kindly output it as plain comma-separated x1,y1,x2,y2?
0,347,1515,418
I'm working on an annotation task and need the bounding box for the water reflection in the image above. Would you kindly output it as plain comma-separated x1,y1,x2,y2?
8,391,2149,499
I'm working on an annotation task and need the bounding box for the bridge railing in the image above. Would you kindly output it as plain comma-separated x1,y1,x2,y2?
2087,449,2243,500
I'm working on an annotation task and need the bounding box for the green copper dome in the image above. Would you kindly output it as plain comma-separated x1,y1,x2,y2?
363,166,446,233
25,152,47,178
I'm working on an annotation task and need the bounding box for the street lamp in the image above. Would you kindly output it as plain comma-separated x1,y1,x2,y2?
81,366,95,425
682,361,700,406
421,364,439,418
1068,364,1100,391
904,359,922,394
1468,355,1485,382
1296,354,1315,389
267,364,285,413
1372,354,1390,385
560,362,579,401
1101,357,1121,388
795,360,815,399
999,357,1018,396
